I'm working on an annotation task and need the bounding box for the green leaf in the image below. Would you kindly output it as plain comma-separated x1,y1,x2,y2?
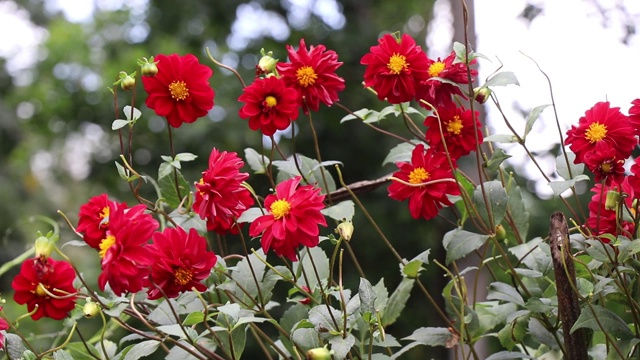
122,340,160,360
158,168,190,209
484,148,511,173
291,328,321,350
584,239,616,263
484,71,520,87
244,147,270,174
115,161,129,180
340,108,378,123
174,152,197,162
273,154,336,194
402,327,453,346
329,334,356,360
485,351,535,360
443,228,490,264
382,141,423,166
487,282,525,306
523,104,551,139
524,297,553,313
217,249,268,306
183,312,204,326
156,324,197,340
294,246,329,290
359,278,376,315
53,350,74,360
555,152,584,180
237,207,264,223
309,305,342,332
571,304,634,339
381,277,415,326
528,317,560,349
474,180,508,226
483,134,519,143
508,237,551,275
158,162,173,179
281,303,309,334
548,175,589,196
321,200,355,221
453,170,474,225
167,209,207,234
112,119,130,130
506,183,530,240
373,278,389,312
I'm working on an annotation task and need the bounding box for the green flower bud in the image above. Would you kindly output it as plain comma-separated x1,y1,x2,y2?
120,72,136,90
34,233,56,259
83,299,101,318
256,49,278,75
306,346,332,360
495,224,507,241
473,86,492,104
605,190,621,211
336,221,354,241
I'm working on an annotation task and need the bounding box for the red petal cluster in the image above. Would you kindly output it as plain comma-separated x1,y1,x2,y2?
12,257,77,320
585,181,635,241
416,51,477,108
142,54,215,128
238,76,299,136
388,144,460,220
424,103,482,162
628,98,640,136
194,148,254,234
146,227,217,300
98,204,159,295
76,194,126,250
278,39,345,113
361,33,429,104
249,176,327,261
0,309,7,349
583,141,625,185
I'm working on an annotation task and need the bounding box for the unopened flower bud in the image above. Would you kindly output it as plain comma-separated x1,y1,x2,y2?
336,221,354,241
83,300,101,318
256,49,278,76
605,190,621,210
494,224,506,241
34,234,56,259
120,72,136,91
140,57,159,76
306,346,332,360
473,87,492,104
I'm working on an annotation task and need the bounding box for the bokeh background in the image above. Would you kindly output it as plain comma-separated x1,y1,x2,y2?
1,0,640,358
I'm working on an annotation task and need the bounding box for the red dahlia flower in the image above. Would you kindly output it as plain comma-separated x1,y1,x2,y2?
416,51,477,108
586,181,635,241
194,148,254,234
249,176,327,261
388,144,460,220
583,141,625,185
12,257,77,320
76,194,126,250
98,204,159,295
277,38,345,113
238,76,299,136
565,101,637,164
0,310,7,349
146,227,217,300
361,33,429,104
628,98,640,136
142,53,215,128
424,103,482,162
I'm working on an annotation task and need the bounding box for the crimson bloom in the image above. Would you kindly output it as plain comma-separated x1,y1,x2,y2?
142,53,215,128
238,76,299,136
249,176,327,261
361,33,429,104
194,148,254,234
146,227,216,300
583,141,625,185
388,144,460,220
12,257,77,320
565,101,637,164
76,194,125,250
424,103,482,162
586,180,635,241
0,309,7,349
98,204,159,295
628,98,640,136
416,51,477,108
277,38,345,113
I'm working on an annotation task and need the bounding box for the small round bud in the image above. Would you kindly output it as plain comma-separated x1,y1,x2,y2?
605,190,621,211
494,224,507,241
120,74,136,91
34,235,56,259
256,49,278,76
335,221,354,241
473,86,492,104
306,346,332,360
83,300,101,318
141,62,158,76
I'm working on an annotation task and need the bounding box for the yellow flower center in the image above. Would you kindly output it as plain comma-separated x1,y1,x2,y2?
99,234,116,258
296,66,318,87
174,267,193,286
35,283,48,297
408,167,430,184
428,61,446,77
446,116,464,135
270,199,291,220
601,162,612,173
585,122,607,143
387,54,409,74
264,95,277,108
168,80,189,101
99,206,110,226
197,178,205,195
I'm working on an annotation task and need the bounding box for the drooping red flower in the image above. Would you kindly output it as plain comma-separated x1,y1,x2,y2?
565,102,637,164
388,144,460,220
277,38,345,113
98,204,158,295
586,180,635,241
238,76,299,136
360,33,429,104
627,98,640,137
583,141,625,185
12,257,77,320
416,51,477,108
0,309,8,349
76,194,126,250
194,148,254,234
424,103,483,162
142,53,215,128
146,227,216,300
249,176,327,261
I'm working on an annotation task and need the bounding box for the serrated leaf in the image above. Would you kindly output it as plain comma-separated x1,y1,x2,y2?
485,351,535,360
555,152,583,180
523,104,551,138
443,228,490,264
484,148,511,173
484,134,519,143
156,324,197,339
373,278,389,312
123,340,160,360
291,328,321,349
571,304,634,339
474,181,508,226
381,277,414,326
508,237,551,275
548,175,590,196
359,278,376,315
329,333,355,360
340,108,376,123
158,168,190,209
321,200,354,221
112,119,130,130
244,147,270,174
506,183,530,240
402,327,453,346
294,246,329,290
487,282,525,306
484,71,520,87
309,305,342,332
